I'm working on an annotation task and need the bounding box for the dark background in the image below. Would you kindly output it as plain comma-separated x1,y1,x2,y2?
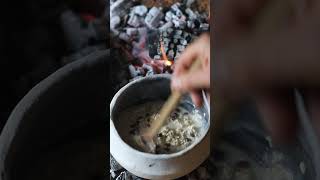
0,0,107,132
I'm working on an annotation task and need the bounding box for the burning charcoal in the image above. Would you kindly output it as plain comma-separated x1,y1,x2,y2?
126,28,139,36
119,32,131,42
186,35,192,42
142,64,153,72
171,3,183,17
185,0,196,7
168,50,175,59
137,27,147,36
132,5,148,16
110,0,133,17
187,20,195,29
110,15,121,29
177,45,185,52
185,8,197,20
165,11,174,22
183,31,190,38
167,28,174,34
175,30,183,36
163,38,171,43
200,23,210,31
172,19,186,29
127,14,142,27
128,65,139,78
159,22,173,31
162,31,169,37
180,39,188,46
145,7,164,29
154,55,161,60
173,33,182,39
194,19,201,28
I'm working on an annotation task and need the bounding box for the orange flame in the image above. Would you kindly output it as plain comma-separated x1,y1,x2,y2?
160,41,173,66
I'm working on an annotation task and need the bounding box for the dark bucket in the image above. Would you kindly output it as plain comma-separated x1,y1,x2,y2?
0,50,111,180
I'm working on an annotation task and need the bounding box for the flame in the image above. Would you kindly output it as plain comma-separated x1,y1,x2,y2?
164,60,172,66
160,41,173,66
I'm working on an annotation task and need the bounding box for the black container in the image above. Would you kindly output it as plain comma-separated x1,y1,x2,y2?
0,50,111,180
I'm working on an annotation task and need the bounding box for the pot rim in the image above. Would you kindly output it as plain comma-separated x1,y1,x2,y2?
110,74,210,159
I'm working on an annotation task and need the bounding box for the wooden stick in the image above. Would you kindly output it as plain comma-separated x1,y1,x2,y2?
143,60,202,141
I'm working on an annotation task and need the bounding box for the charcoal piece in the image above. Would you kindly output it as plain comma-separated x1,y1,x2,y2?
145,7,164,29
128,64,139,78
175,30,183,36
110,156,123,172
200,23,210,31
147,30,160,57
173,38,179,44
194,19,201,28
186,35,192,42
159,21,173,31
167,27,174,34
110,15,121,29
110,0,133,17
127,14,142,27
142,64,153,72
171,3,183,17
170,43,175,49
183,31,190,38
180,39,188,46
168,49,175,59
165,11,174,22
153,55,161,60
185,8,197,20
119,32,130,42
162,31,169,37
163,37,170,43
172,19,186,29
132,5,148,16
126,28,138,36
177,45,185,52
185,0,196,7
187,20,195,29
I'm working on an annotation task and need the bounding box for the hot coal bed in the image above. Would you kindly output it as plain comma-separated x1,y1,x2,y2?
110,0,210,81
109,0,211,179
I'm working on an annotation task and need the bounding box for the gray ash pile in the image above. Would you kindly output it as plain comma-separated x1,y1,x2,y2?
110,0,209,79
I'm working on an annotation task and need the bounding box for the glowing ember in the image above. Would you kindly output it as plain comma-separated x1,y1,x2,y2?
164,60,173,66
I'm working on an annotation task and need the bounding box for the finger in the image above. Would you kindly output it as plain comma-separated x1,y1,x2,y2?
172,68,210,93
190,91,203,107
255,89,298,145
174,35,208,76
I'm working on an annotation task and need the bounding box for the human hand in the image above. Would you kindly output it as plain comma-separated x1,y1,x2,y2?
171,33,210,107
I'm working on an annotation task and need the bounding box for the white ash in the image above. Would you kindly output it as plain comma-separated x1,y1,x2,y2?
119,101,204,154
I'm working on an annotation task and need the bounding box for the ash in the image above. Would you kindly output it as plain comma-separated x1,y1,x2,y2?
110,0,209,80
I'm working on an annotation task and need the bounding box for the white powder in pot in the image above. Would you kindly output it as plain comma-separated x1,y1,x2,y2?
118,101,205,154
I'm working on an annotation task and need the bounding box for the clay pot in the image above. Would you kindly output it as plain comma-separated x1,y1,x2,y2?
110,74,210,179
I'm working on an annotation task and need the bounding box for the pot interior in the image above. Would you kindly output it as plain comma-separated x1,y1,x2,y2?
111,75,209,154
